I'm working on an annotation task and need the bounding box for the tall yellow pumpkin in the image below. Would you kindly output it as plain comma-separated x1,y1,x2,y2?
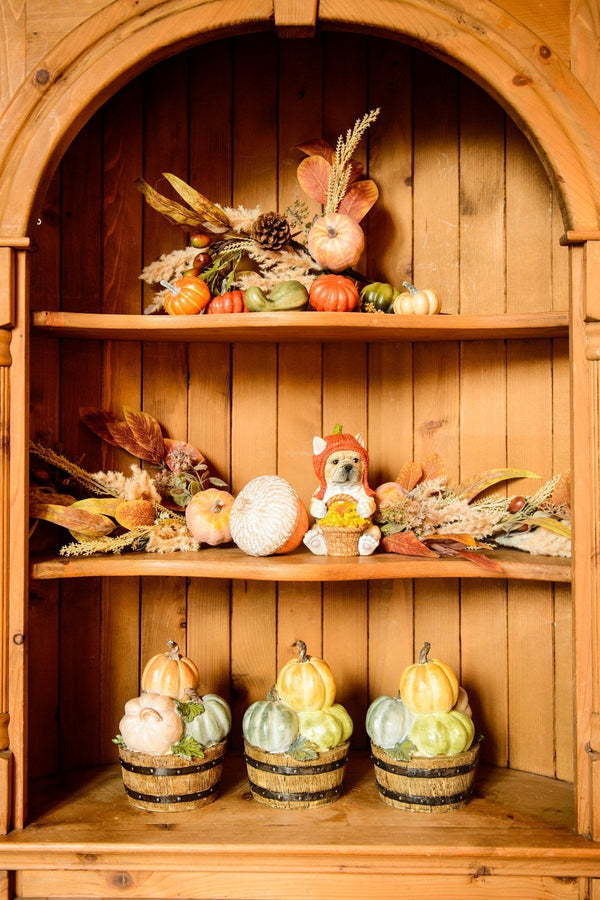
276,640,336,711
399,642,459,714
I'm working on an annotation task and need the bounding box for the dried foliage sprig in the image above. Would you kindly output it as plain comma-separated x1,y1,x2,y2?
325,108,380,214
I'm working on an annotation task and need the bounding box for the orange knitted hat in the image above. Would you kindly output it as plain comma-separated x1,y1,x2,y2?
312,430,374,500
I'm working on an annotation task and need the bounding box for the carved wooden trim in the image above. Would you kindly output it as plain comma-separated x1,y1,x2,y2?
274,0,318,37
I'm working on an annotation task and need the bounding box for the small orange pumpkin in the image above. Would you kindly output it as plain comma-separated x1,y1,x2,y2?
185,488,234,545
161,275,211,315
309,274,360,312
205,290,247,314
141,640,199,700
276,640,336,711
399,642,459,714
307,213,365,272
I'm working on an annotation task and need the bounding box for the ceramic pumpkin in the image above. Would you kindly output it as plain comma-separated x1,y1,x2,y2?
161,275,211,315
399,642,459,714
307,213,365,272
392,281,441,315
185,488,234,546
408,710,475,757
229,475,308,556
180,691,232,748
453,686,473,718
242,688,299,753
297,708,344,751
118,692,184,755
276,640,336,711
309,274,360,312
365,694,413,749
141,640,199,701
205,290,247,314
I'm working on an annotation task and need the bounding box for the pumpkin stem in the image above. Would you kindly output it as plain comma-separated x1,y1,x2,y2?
333,424,343,434
166,640,182,660
326,226,338,238
293,639,308,662
159,279,182,296
267,685,281,702
184,687,202,702
402,281,418,294
418,641,431,664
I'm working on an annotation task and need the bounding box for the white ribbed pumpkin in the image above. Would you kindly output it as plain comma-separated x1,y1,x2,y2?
229,475,308,557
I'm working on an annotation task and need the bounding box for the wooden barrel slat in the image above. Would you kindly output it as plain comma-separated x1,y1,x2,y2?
244,739,349,809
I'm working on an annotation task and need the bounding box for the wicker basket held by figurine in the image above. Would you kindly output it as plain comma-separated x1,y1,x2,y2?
319,494,370,557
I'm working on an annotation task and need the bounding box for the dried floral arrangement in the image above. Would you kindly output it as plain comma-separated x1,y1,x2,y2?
30,407,226,557
374,455,571,569
137,109,380,313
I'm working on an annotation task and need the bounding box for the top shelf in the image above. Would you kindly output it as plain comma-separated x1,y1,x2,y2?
31,311,570,343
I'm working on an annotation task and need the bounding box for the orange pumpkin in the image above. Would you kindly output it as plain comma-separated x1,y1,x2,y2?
162,275,211,315
185,488,234,545
374,481,407,511
205,291,248,314
309,274,360,312
141,640,199,700
276,640,336,711
399,642,459,714
307,213,365,272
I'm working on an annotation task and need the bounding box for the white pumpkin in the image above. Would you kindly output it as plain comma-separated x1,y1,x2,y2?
229,475,308,556
184,693,232,747
119,692,183,755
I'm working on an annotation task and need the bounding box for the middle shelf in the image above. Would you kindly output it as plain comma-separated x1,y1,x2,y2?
30,547,571,581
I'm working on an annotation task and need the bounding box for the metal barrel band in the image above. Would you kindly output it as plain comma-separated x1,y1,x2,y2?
371,755,476,779
124,780,221,804
376,783,473,806
248,779,342,803
244,754,347,776
120,755,224,777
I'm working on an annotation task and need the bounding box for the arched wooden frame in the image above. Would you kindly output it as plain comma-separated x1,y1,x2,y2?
0,0,599,837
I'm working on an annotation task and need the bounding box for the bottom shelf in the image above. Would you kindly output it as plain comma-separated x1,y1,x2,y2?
1,754,599,899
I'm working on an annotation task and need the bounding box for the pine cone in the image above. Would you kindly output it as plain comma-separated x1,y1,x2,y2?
250,212,291,250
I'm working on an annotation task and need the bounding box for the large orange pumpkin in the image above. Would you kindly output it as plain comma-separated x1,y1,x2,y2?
307,213,365,272
399,642,459,714
185,488,234,545
309,274,359,312
276,640,336,711
162,275,211,315
141,640,199,700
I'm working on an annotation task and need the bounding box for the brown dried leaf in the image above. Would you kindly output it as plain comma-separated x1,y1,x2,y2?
456,468,540,502
297,155,332,205
30,502,115,536
162,173,230,228
135,177,206,230
297,139,364,184
337,179,379,222
71,497,121,517
422,533,478,549
79,407,121,446
452,550,504,573
122,407,165,464
550,473,571,510
396,461,423,492
115,500,156,529
380,531,439,558
421,453,446,482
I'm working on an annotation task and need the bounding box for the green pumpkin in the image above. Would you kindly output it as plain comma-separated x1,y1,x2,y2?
327,703,354,743
360,281,399,312
297,708,344,751
184,694,231,748
366,694,413,749
408,710,475,757
242,692,299,753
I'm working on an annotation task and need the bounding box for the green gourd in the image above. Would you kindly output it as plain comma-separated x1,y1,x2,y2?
365,694,413,749
242,688,299,753
408,710,475,757
244,280,308,312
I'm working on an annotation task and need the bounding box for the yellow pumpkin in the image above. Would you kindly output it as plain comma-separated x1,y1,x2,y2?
399,642,459,714
307,213,365,272
185,488,234,546
141,640,199,700
276,640,336,711
392,281,441,315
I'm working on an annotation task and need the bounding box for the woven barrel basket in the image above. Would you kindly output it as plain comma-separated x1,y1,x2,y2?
244,739,350,809
119,739,226,812
370,739,481,812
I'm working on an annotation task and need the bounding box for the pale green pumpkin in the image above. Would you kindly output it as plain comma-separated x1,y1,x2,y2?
408,710,475,757
365,694,413,749
297,705,352,751
183,693,231,748
242,690,299,753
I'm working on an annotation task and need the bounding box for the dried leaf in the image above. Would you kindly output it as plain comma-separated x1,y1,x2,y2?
79,407,121,446
421,453,446,482
453,550,505,572
337,179,379,222
422,533,478,549
297,140,364,183
380,532,439,558
163,438,205,472
29,502,115,536
135,177,206,230
71,497,121,517
396,461,423,492
162,173,230,228
528,516,571,538
297,155,332,205
550,473,571,510
456,468,540,501
122,407,165,464
115,500,156,529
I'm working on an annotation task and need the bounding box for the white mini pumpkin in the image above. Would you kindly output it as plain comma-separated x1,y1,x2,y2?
119,692,184,755
230,475,308,556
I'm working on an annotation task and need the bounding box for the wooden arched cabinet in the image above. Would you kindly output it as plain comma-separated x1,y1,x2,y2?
1,1,600,897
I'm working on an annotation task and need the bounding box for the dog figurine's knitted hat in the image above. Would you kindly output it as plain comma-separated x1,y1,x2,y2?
311,425,375,501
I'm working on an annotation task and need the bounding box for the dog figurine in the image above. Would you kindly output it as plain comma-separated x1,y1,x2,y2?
303,429,380,556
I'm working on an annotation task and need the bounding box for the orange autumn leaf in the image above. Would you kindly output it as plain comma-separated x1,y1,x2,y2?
80,407,121,446
115,500,156,530
452,550,505,573
337,179,379,222
396,461,423,492
380,531,439,558
296,155,332,205
122,407,165,463
421,453,446,482
550,473,571,510
297,139,364,183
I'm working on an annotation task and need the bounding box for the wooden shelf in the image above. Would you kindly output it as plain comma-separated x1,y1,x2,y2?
31,310,570,343
0,754,598,898
30,546,571,581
